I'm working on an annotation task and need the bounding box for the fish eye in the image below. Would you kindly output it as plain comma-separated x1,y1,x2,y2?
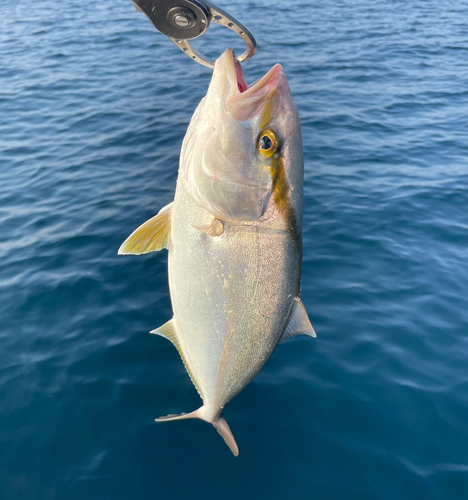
259,135,272,150
258,130,278,157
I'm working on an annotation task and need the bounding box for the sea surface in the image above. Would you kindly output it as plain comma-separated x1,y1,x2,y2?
1,0,468,498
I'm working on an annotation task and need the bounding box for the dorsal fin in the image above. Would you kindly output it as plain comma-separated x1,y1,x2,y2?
118,202,173,255
279,298,316,343
150,319,202,396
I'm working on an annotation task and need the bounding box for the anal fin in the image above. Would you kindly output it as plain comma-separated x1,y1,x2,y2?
150,319,202,396
118,202,173,255
280,298,316,343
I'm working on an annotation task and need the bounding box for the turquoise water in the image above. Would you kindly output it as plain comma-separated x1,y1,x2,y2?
1,0,468,498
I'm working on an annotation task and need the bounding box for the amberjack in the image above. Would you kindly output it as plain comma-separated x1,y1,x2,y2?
119,49,315,456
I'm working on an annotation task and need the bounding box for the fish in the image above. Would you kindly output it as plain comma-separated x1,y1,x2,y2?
118,48,316,456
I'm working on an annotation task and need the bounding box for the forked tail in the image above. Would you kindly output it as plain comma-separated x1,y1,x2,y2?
155,407,239,456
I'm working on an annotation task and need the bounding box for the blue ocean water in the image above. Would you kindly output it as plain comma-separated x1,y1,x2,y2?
1,0,468,498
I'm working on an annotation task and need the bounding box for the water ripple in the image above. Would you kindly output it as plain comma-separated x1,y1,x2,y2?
1,0,468,499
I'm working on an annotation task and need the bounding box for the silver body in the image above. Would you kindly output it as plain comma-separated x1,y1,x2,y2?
120,49,310,454
167,50,304,422
169,178,302,421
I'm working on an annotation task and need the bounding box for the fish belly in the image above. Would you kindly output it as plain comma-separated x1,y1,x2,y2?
168,184,301,419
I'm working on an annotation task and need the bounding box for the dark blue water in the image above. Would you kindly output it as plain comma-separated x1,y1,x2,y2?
1,0,468,498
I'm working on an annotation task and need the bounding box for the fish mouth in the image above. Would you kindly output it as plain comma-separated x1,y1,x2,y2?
221,49,287,121
233,57,283,97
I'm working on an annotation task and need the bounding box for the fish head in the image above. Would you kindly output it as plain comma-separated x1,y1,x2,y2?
180,49,303,223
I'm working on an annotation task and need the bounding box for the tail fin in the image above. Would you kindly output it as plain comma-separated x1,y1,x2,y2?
155,407,239,456
212,416,239,456
155,407,203,422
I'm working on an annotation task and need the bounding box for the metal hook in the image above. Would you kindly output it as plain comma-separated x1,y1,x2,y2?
132,0,257,68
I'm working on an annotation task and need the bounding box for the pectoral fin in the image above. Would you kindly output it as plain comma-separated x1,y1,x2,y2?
192,218,224,237
280,298,316,343
118,202,173,255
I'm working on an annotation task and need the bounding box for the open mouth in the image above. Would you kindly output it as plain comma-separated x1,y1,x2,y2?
221,49,287,121
231,51,284,97
234,59,248,93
